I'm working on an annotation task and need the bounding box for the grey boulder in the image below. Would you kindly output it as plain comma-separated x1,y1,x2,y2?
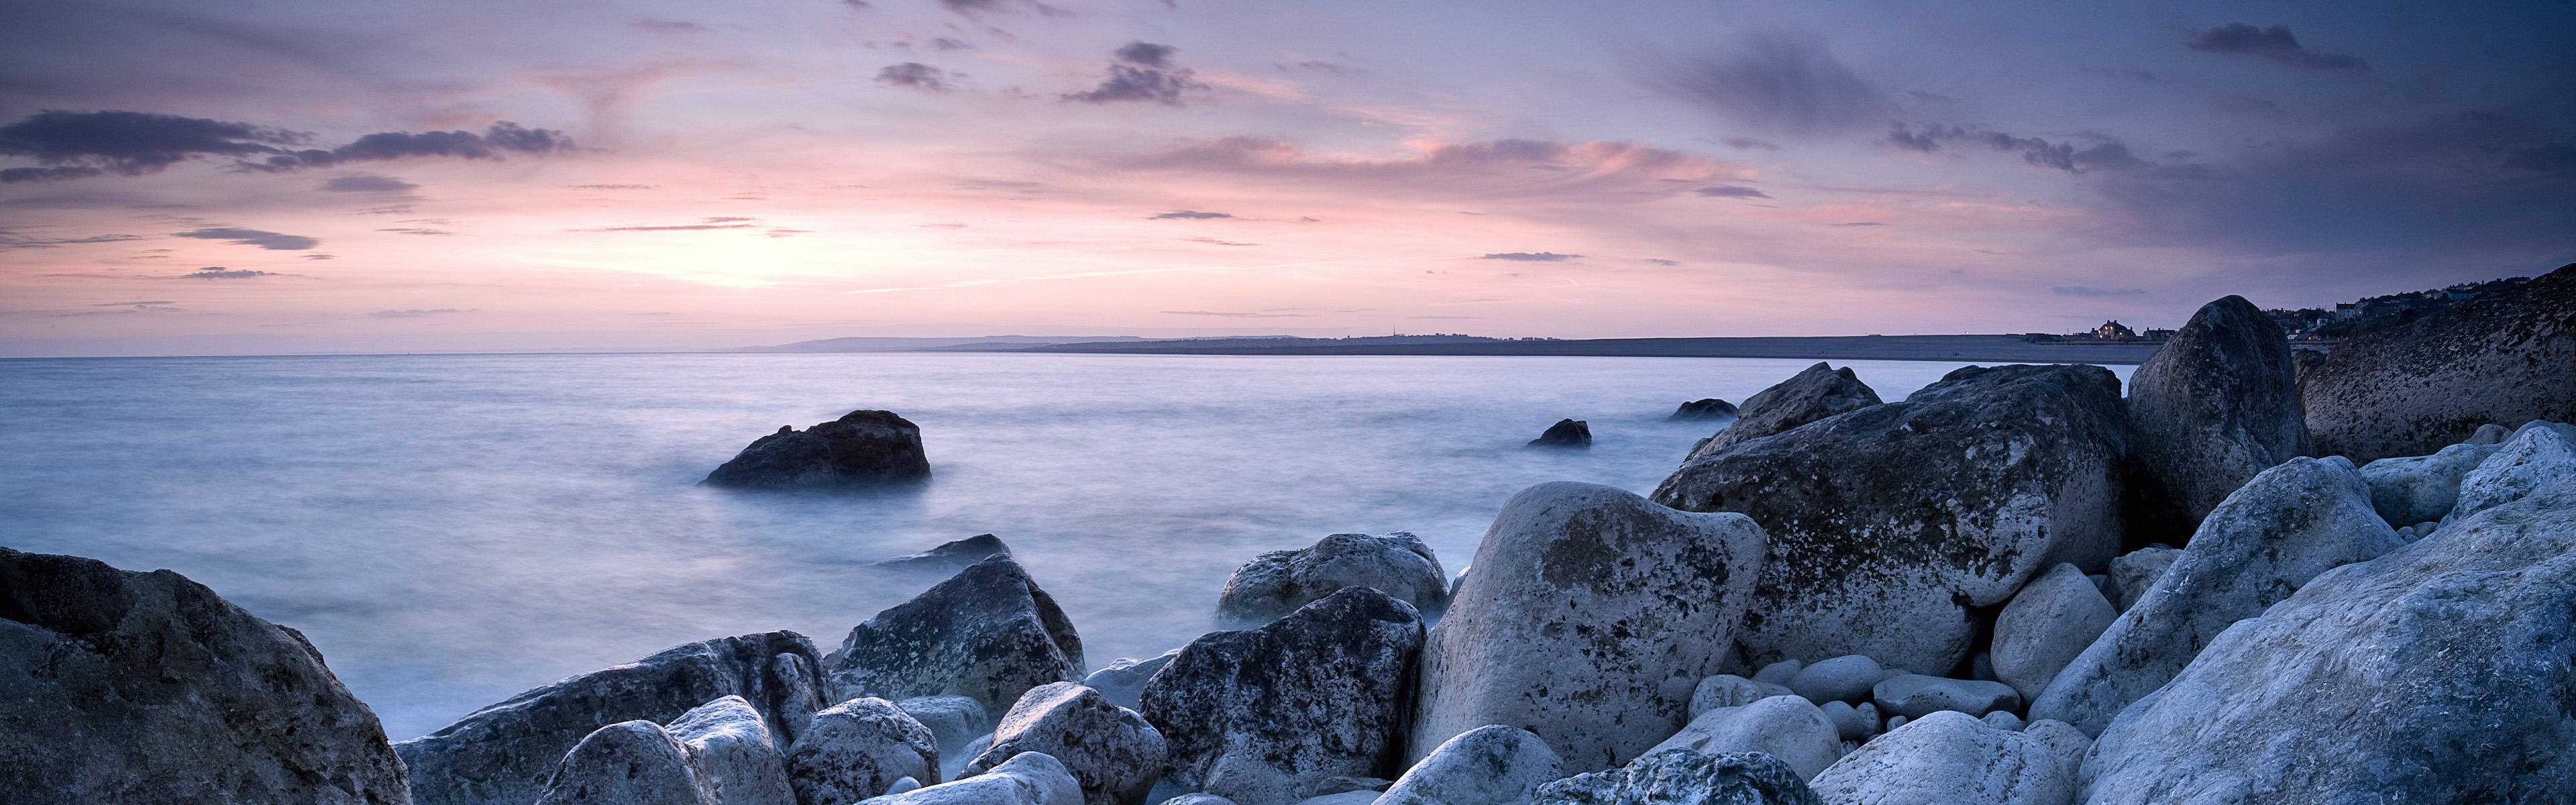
2448,422,2576,521
705,409,931,489
1378,725,1565,805
2122,294,2312,541
2100,547,2177,613
1083,649,1181,712
672,696,797,805
1807,711,2073,805
1988,563,2114,702
1689,675,1796,718
1217,532,1449,629
1685,362,1881,461
824,555,1083,714
860,752,1083,805
1869,676,2018,720
2360,442,2505,527
967,682,1167,805
1643,696,1843,781
2299,262,2576,463
788,698,941,805
535,720,709,805
1529,749,1821,805
1786,655,1883,706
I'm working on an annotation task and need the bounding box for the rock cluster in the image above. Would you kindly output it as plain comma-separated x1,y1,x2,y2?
705,409,932,489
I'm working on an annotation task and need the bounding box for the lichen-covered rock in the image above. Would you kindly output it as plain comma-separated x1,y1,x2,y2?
1379,725,1564,805
1142,588,1422,805
824,556,1083,714
1529,419,1593,448
535,720,708,805
2448,423,2576,521
1670,398,1739,422
704,409,932,488
788,698,940,805
1807,711,2072,805
1690,676,1794,717
860,752,1082,805
1653,364,2129,675
1684,362,1881,461
2030,457,2400,736
2082,476,2576,803
400,631,826,805
671,696,796,805
2360,442,2506,527
967,683,1167,805
1988,563,2114,702
1531,749,1821,805
1868,676,2018,720
1643,696,1842,781
871,535,1010,572
2101,547,2177,614
1082,649,1181,712
2123,295,2312,541
1217,532,1449,629
1414,482,1768,770
0,547,411,804
2300,263,2576,463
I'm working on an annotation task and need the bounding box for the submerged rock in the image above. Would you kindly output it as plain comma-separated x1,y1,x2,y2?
1685,362,1882,461
871,535,1011,572
0,547,411,804
1378,726,1564,805
1529,419,1593,448
787,698,940,805
1807,711,2072,805
1988,563,2114,702
1217,532,1449,629
704,409,931,489
2300,263,2576,463
2123,295,2312,541
824,555,1084,714
1642,696,1842,781
966,683,1167,805
1529,749,1820,805
1669,398,1739,422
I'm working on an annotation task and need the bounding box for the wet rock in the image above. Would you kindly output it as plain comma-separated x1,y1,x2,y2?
894,696,989,768
861,752,1082,805
1083,650,1181,712
1142,587,1424,805
2030,457,2400,736
1217,532,1449,629
1685,362,1882,461
2123,294,2312,541
2083,476,2576,802
788,698,940,805
1869,676,2018,720
535,720,707,805
2449,423,2576,521
1529,749,1821,805
705,409,932,489
1654,364,2130,675
1786,655,1882,706
2102,547,2178,613
0,547,410,804
400,631,827,805
824,555,1083,714
1689,675,1794,717
1670,398,1740,422
1413,482,1768,769
1529,419,1593,448
1989,563,2114,702
967,683,1167,805
871,535,1010,572
1807,711,2072,805
1379,725,1564,805
672,696,796,805
1644,696,1842,781
2300,263,2576,463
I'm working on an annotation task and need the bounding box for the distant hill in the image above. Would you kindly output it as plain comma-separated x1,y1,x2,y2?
733,335,1155,352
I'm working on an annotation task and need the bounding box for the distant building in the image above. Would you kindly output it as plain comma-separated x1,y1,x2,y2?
2094,320,2137,340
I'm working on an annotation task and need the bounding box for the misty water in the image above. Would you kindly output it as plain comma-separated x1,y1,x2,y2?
0,352,2132,739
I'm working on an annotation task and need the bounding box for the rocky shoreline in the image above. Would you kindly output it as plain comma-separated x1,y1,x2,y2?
4,264,2571,804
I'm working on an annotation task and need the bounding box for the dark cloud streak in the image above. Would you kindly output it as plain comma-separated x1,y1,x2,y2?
174,227,319,250
2186,23,2367,70
1656,30,1885,135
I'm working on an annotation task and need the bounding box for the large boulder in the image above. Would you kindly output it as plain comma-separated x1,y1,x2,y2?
1806,711,2073,805
1141,587,1424,805
966,683,1167,805
786,698,940,805
671,696,796,805
2300,263,2576,463
0,547,411,804
2447,422,2576,521
1642,696,1842,781
2082,476,2576,802
1216,532,1449,629
1652,364,2130,675
1378,725,1564,805
1529,749,1820,805
535,720,708,805
2123,295,2312,542
1684,362,1881,461
1988,563,2114,702
824,555,1083,714
399,631,826,805
2029,456,2401,736
1413,482,1768,770
860,752,1083,805
704,409,931,489
2359,442,2506,527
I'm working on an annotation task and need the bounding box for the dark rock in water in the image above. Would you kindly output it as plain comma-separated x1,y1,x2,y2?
1669,398,1739,421
0,547,411,804
1527,419,1591,448
1216,532,1449,629
871,534,1012,572
2302,263,2576,463
786,698,941,805
824,555,1084,714
1685,362,1880,462
398,631,827,805
1529,749,1820,805
1142,587,1425,805
704,409,931,489
2123,294,2313,544
967,682,1167,805
1652,364,2129,676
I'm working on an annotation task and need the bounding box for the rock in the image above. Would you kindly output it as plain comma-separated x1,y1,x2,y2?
1670,398,1740,422
2018,720,2088,780
1685,362,1882,461
885,778,922,796
1529,419,1592,448
1413,482,1768,769
1142,588,1424,805
1216,532,1450,629
1083,650,1181,712
400,631,827,805
1644,696,1843,781
2469,423,2512,444
1653,364,2129,674
1689,675,1794,717
1988,563,2114,702
788,698,941,805
2448,423,2576,521
1882,716,1904,733
2082,476,2576,802
1818,702,1870,742
2300,263,2576,463
535,720,708,805
1160,796,1235,805
671,696,797,805
824,555,1084,714
1869,676,2018,720
2101,547,2178,613
1979,712,2023,732
1305,776,1391,796
895,696,990,767
0,547,410,804
967,683,1167,805
871,535,1011,572
1294,793,1381,805
704,409,932,489
1807,711,2072,805
1750,659,1801,687
2029,456,2400,736
2360,443,2505,527
1786,655,1882,706
1529,749,1821,805
2122,294,2313,541
859,751,1083,805
1378,725,1565,805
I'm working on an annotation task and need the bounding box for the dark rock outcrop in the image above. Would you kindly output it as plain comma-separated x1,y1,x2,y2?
1141,587,1424,805
1529,749,1819,805
823,555,1083,714
965,682,1167,805
869,534,1011,572
1669,398,1739,421
398,631,827,805
0,547,411,804
1684,362,1880,461
1216,532,1448,629
2124,295,2313,543
1527,419,1591,448
1652,364,2130,675
2301,263,2576,463
704,410,931,489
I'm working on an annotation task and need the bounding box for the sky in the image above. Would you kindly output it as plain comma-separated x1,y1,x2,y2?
1,0,2570,356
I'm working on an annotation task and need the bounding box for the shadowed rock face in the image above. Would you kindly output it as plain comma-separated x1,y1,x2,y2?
704,409,931,489
2302,263,2576,464
1653,364,2130,676
824,555,1084,715
2124,294,2312,544
1685,362,1880,461
0,547,411,804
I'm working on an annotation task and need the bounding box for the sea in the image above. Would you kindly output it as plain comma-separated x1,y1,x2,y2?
0,352,2133,739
